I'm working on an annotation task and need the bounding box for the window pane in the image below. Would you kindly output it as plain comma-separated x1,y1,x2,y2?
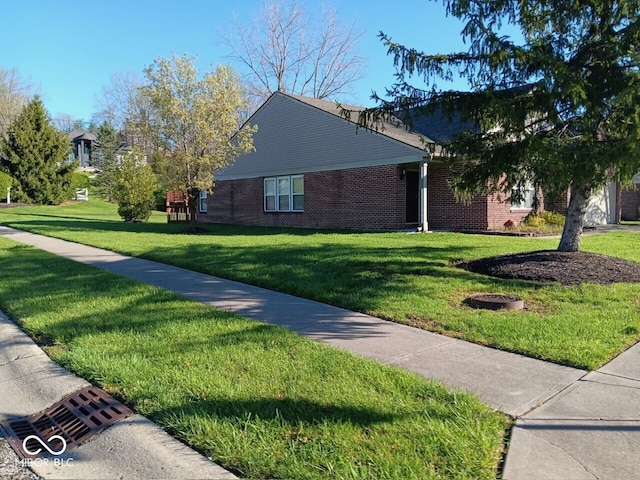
264,178,276,196
292,176,304,194
293,195,304,211
265,196,276,211
278,177,290,195
278,194,290,211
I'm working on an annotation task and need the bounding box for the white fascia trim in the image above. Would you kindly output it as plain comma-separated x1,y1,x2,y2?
217,154,429,181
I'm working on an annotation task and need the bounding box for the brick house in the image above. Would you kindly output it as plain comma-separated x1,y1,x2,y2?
621,175,640,221
197,92,558,231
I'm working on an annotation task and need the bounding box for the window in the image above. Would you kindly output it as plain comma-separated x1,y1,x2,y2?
511,185,535,210
264,175,304,212
199,190,208,213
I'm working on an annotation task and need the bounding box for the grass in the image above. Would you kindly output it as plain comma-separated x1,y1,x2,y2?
1,199,640,370
0,237,507,479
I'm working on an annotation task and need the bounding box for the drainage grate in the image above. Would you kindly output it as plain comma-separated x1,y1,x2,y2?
0,386,133,459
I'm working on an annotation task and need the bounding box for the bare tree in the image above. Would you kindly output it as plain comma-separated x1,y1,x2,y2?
221,0,366,105
0,67,35,137
93,71,156,153
52,114,85,133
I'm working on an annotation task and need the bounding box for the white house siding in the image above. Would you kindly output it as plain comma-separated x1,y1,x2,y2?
218,93,427,181
584,181,617,226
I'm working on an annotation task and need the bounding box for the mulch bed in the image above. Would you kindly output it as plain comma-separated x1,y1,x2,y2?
459,250,640,286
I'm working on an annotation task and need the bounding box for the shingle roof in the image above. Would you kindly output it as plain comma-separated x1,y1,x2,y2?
286,93,474,153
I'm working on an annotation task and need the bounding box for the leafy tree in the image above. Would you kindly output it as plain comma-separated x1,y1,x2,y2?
0,170,11,201
142,53,256,224
0,96,75,204
93,121,122,202
113,148,158,222
359,0,640,252
221,0,366,106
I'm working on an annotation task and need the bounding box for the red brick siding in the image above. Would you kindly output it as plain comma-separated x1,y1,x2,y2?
426,164,488,230
621,184,640,220
200,164,407,230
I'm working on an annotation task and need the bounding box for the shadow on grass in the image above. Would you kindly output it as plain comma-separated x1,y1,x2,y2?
0,220,539,330
153,397,402,428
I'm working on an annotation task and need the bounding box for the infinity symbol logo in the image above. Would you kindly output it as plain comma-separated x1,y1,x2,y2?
22,434,67,456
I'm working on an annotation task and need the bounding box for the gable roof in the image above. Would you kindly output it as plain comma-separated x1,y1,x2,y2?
217,92,436,180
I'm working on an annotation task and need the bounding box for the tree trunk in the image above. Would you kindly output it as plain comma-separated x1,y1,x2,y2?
557,182,592,252
187,188,199,226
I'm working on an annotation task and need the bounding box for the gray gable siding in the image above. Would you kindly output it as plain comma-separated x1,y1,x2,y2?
217,93,428,181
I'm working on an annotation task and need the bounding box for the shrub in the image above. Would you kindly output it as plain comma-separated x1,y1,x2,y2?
113,150,158,222
540,210,565,226
0,171,11,200
71,172,91,189
522,213,545,227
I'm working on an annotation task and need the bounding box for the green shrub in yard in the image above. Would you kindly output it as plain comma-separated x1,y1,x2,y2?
522,213,545,227
71,171,91,189
113,149,158,222
0,171,11,200
522,211,565,228
540,210,565,226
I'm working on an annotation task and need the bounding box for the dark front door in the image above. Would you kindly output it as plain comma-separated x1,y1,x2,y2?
405,170,419,223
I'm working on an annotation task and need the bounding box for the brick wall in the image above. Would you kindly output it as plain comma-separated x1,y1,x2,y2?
200,163,534,231
621,184,640,220
201,164,407,230
425,163,488,230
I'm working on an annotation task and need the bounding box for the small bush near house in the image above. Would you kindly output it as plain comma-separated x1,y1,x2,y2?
514,211,566,233
113,149,158,222
538,211,566,226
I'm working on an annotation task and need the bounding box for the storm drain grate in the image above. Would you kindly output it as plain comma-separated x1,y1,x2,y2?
0,386,133,459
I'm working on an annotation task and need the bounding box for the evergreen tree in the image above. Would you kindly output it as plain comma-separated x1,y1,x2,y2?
357,0,640,252
93,120,122,202
0,96,75,204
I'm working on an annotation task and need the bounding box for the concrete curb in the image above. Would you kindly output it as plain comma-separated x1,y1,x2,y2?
0,311,235,480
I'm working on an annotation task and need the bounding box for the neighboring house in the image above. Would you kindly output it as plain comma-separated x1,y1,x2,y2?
197,92,621,231
198,92,540,231
68,131,97,168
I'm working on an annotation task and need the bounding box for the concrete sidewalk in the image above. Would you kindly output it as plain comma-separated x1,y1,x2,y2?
1,225,639,479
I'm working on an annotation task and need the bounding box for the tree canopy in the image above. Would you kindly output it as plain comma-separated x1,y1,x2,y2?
113,148,158,222
0,96,75,204
142,54,256,223
221,0,365,106
360,0,640,251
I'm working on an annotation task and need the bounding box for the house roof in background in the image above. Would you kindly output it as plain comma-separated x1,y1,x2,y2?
68,130,97,142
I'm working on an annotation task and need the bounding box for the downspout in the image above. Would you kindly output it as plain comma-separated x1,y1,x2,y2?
419,154,431,232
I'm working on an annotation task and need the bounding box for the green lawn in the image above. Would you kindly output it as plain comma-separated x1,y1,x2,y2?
1,199,640,370
0,237,507,479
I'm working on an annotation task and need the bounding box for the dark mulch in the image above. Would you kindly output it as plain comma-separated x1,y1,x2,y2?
459,250,640,286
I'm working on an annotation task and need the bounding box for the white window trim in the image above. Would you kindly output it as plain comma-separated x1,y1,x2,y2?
198,190,208,213
264,175,304,212
511,185,536,211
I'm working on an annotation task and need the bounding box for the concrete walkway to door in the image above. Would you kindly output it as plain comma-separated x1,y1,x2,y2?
1,225,639,479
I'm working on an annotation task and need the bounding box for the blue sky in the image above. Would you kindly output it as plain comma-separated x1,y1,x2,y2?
2,1,473,123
